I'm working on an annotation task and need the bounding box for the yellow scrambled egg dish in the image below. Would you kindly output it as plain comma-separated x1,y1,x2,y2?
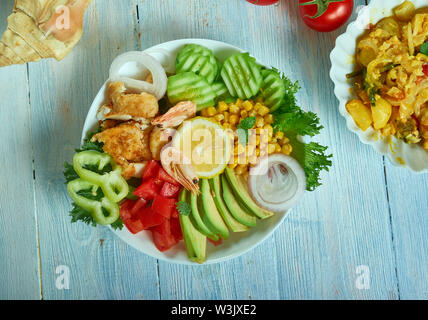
346,1,428,150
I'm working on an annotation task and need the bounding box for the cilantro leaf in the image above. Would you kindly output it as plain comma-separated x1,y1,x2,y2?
272,72,332,191
237,116,256,145
76,129,104,153
420,42,428,56
64,162,79,183
176,201,191,216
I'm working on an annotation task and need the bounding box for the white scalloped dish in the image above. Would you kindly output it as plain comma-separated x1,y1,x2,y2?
330,0,428,172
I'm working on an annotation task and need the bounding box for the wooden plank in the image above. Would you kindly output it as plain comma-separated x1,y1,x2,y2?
271,0,399,299
138,0,281,299
0,1,41,299
27,0,160,299
384,163,428,299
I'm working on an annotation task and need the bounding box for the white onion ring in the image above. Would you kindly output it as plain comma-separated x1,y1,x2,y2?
145,48,176,74
248,154,306,213
109,51,167,100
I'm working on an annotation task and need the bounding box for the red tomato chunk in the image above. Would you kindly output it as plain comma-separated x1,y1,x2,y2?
160,182,181,198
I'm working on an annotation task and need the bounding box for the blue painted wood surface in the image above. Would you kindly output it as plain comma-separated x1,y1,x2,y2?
0,0,426,300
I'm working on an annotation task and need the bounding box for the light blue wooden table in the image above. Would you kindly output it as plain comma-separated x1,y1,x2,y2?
0,0,427,300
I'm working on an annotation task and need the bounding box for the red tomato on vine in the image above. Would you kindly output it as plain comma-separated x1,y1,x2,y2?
299,0,354,32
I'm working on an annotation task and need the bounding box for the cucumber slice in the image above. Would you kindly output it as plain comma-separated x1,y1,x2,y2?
259,69,286,112
176,44,218,83
167,72,216,110
212,82,236,104
220,53,262,99
176,54,217,84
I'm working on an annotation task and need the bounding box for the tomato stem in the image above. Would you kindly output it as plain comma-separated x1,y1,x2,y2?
299,0,345,19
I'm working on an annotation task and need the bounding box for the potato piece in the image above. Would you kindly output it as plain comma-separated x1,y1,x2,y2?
393,1,415,22
372,96,392,130
357,47,377,67
376,18,400,37
346,99,373,131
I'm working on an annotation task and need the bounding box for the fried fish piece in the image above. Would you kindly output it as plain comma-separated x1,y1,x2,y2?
97,82,159,122
91,121,152,179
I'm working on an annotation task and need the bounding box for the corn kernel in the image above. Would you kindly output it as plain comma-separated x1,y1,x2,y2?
234,144,246,155
274,131,284,140
229,104,240,114
229,162,238,169
229,114,239,125
207,106,217,117
280,137,290,145
200,108,209,117
282,144,293,155
255,148,260,157
218,101,228,112
258,105,270,116
235,165,247,175
240,110,248,118
223,111,230,122
264,114,274,124
236,99,243,108
214,114,224,123
275,143,281,153
223,123,231,130
256,116,264,128
255,135,260,145
268,143,276,154
249,110,257,117
243,101,253,111
264,124,274,138
254,103,263,112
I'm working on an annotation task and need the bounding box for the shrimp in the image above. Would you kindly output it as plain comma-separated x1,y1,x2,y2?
151,101,196,129
149,126,175,160
106,81,159,119
160,144,199,195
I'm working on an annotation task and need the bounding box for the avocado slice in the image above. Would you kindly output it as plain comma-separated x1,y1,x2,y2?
200,179,229,240
178,189,206,264
221,175,257,227
224,167,274,219
209,177,249,232
190,191,219,241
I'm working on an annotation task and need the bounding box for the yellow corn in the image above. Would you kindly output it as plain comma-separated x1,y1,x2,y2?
268,143,276,154
229,162,238,169
282,144,293,155
235,165,247,175
243,100,253,111
218,101,228,112
264,124,273,138
229,114,239,125
240,110,248,118
258,105,270,116
236,99,243,108
214,114,224,123
281,136,290,145
223,123,231,130
223,111,230,122
200,108,209,117
229,104,240,114
207,106,217,117
275,143,281,153
254,102,263,112
264,114,274,124
256,116,264,128
249,110,257,117
274,131,284,140
255,135,260,145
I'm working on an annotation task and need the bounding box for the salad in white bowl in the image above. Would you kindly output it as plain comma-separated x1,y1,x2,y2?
64,39,332,264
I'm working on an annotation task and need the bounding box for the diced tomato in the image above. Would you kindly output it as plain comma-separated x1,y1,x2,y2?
423,65,428,77
151,220,177,251
142,160,161,180
208,238,223,246
170,218,183,241
120,200,145,234
160,182,181,198
157,168,180,186
152,195,177,219
131,198,147,216
171,206,179,219
139,207,164,229
133,178,160,200
120,199,135,221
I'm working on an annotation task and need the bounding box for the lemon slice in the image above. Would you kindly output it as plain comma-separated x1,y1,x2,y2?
172,117,232,179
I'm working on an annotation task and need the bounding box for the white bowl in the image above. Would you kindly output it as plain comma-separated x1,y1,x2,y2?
330,0,428,173
82,39,289,265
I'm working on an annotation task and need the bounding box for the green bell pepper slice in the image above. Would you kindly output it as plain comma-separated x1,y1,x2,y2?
67,179,119,225
73,150,129,203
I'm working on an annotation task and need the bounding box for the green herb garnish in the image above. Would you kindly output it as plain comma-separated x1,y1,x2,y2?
237,116,256,145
